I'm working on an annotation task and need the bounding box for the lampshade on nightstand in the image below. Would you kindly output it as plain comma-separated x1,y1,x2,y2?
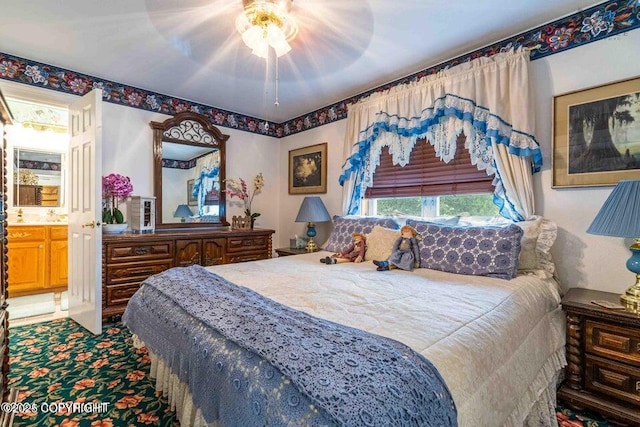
295,196,331,252
587,179,640,313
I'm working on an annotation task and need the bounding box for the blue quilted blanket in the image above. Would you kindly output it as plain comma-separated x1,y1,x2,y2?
123,265,457,426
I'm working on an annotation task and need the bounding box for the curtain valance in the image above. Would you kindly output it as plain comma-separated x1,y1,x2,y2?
338,49,542,220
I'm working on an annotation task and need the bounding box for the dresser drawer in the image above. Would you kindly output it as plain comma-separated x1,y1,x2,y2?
586,355,640,407
226,236,268,253
7,226,45,241
105,283,142,307
105,241,174,263
106,260,172,285
586,320,640,368
226,252,269,264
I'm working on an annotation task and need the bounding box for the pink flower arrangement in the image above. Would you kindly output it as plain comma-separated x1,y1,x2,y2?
102,173,133,224
224,173,264,224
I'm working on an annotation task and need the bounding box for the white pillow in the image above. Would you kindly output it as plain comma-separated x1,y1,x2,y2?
515,216,543,271
514,216,558,276
364,226,400,261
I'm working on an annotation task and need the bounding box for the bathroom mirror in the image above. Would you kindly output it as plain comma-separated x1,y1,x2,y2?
151,112,229,229
13,148,64,207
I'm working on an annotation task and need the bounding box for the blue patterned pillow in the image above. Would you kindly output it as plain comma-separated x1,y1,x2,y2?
323,216,400,252
407,220,523,280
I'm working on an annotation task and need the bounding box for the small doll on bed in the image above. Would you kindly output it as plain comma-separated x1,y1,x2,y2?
321,232,366,265
373,225,421,271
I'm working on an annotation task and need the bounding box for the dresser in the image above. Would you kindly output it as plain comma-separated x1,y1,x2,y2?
558,288,640,424
102,228,274,322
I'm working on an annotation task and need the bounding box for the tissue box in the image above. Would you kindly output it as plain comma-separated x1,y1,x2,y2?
289,238,297,249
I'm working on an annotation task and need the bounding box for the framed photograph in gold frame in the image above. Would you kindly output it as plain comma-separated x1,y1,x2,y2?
552,76,640,188
288,142,327,194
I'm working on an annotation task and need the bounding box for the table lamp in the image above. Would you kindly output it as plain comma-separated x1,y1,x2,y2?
295,196,331,252
174,204,193,223
587,179,640,313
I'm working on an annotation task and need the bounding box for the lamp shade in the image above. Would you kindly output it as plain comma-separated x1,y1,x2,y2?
587,180,640,238
174,204,193,218
295,196,331,223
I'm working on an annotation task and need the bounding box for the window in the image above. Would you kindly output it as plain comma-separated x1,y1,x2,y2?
365,136,498,217
368,194,499,217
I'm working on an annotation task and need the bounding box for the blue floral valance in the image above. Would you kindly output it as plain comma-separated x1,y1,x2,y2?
339,50,542,221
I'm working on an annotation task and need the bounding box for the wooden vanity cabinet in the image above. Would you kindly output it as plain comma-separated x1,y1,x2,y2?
7,224,68,297
102,228,274,322
49,226,68,287
6,226,45,296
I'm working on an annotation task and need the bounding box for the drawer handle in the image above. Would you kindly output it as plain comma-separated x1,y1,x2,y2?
134,268,155,275
134,247,150,255
637,381,640,392
243,240,252,246
637,343,640,353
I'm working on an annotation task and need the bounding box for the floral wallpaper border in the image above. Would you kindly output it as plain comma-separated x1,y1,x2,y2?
0,0,637,139
161,158,196,170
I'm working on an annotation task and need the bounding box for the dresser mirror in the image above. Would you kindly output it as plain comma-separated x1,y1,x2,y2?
151,112,229,229
12,148,65,208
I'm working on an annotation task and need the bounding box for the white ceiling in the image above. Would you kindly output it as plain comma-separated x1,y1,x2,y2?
0,0,598,123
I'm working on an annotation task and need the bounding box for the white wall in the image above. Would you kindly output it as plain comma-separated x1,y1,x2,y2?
278,120,347,248
3,28,638,291
531,29,640,294
101,103,281,236
279,29,640,295
0,82,281,243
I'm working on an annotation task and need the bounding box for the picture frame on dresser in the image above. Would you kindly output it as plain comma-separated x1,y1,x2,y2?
288,143,327,194
552,76,640,188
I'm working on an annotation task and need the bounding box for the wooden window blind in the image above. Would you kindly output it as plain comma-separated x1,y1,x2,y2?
365,136,494,198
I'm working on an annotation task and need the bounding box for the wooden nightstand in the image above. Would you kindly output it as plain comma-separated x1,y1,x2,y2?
275,247,311,257
558,288,640,424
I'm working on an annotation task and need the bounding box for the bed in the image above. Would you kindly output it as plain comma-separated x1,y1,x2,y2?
123,217,566,427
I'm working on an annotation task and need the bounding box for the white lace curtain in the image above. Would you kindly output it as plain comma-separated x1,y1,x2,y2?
338,49,542,221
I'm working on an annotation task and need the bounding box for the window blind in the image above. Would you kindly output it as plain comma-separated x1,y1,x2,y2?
365,136,494,198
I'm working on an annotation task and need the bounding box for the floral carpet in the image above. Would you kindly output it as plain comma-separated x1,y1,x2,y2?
9,318,178,426
8,317,615,426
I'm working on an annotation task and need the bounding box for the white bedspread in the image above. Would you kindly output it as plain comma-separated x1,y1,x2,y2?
206,251,566,427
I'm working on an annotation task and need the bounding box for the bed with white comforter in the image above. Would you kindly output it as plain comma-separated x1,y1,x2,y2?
125,251,566,427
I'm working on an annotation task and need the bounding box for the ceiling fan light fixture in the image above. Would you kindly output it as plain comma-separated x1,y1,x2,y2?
236,0,297,58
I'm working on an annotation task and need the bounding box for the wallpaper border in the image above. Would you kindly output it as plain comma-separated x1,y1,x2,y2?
0,0,637,139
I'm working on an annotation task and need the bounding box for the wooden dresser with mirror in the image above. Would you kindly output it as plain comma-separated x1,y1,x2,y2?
102,111,275,322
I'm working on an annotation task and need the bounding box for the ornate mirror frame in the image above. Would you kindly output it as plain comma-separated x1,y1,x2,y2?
150,112,229,229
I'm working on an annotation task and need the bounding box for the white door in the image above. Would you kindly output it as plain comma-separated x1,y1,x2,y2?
68,89,103,335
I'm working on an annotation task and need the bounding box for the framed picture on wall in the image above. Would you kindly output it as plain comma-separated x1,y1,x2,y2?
552,76,640,188
187,179,197,206
289,143,328,194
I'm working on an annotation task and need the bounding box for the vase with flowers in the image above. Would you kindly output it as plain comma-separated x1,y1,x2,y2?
224,173,264,228
102,173,133,233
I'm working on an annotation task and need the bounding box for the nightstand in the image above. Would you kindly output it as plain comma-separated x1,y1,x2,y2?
275,247,311,257
558,288,640,424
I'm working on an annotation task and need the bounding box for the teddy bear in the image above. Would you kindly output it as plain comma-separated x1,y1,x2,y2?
321,232,366,265
373,225,420,271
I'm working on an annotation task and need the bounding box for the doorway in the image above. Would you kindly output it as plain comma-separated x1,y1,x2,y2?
3,96,70,325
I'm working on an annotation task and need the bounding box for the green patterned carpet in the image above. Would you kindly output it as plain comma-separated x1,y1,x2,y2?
9,318,178,426
7,318,613,426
